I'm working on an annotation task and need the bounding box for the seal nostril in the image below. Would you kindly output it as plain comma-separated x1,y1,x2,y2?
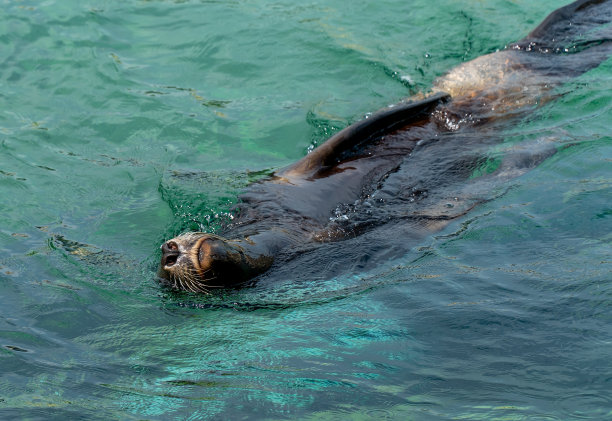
162,240,180,255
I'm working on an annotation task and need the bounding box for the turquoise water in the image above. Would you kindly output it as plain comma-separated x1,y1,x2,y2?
1,0,611,419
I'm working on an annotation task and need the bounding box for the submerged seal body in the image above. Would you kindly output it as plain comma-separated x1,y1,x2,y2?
159,0,612,292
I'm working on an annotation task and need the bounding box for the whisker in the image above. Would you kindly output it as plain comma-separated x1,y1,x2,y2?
178,272,189,292
171,273,179,290
189,279,210,294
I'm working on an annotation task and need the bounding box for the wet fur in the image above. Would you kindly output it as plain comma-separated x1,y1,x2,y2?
160,0,612,291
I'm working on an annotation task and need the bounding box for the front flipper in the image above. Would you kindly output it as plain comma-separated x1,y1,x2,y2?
279,92,450,178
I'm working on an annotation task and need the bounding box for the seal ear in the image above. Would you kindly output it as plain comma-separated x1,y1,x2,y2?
279,92,449,178
199,236,273,284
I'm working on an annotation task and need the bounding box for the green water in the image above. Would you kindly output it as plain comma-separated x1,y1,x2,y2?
1,0,611,419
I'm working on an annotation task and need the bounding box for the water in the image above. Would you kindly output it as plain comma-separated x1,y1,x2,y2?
1,0,611,419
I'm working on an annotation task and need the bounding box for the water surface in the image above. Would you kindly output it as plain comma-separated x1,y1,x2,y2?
1,0,611,419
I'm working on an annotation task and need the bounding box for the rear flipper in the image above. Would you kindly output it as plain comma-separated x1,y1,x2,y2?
433,0,612,126
515,0,612,50
510,0,612,77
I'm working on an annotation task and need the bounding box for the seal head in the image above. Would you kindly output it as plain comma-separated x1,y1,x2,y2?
159,232,273,293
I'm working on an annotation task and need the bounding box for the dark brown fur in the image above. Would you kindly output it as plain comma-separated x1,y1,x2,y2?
159,0,612,292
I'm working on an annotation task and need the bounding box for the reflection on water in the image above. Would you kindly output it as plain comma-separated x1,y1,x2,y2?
1,0,611,419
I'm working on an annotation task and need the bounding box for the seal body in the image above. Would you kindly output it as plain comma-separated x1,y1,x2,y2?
159,0,612,292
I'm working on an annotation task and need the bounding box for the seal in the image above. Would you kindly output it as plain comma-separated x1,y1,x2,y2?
159,0,612,292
